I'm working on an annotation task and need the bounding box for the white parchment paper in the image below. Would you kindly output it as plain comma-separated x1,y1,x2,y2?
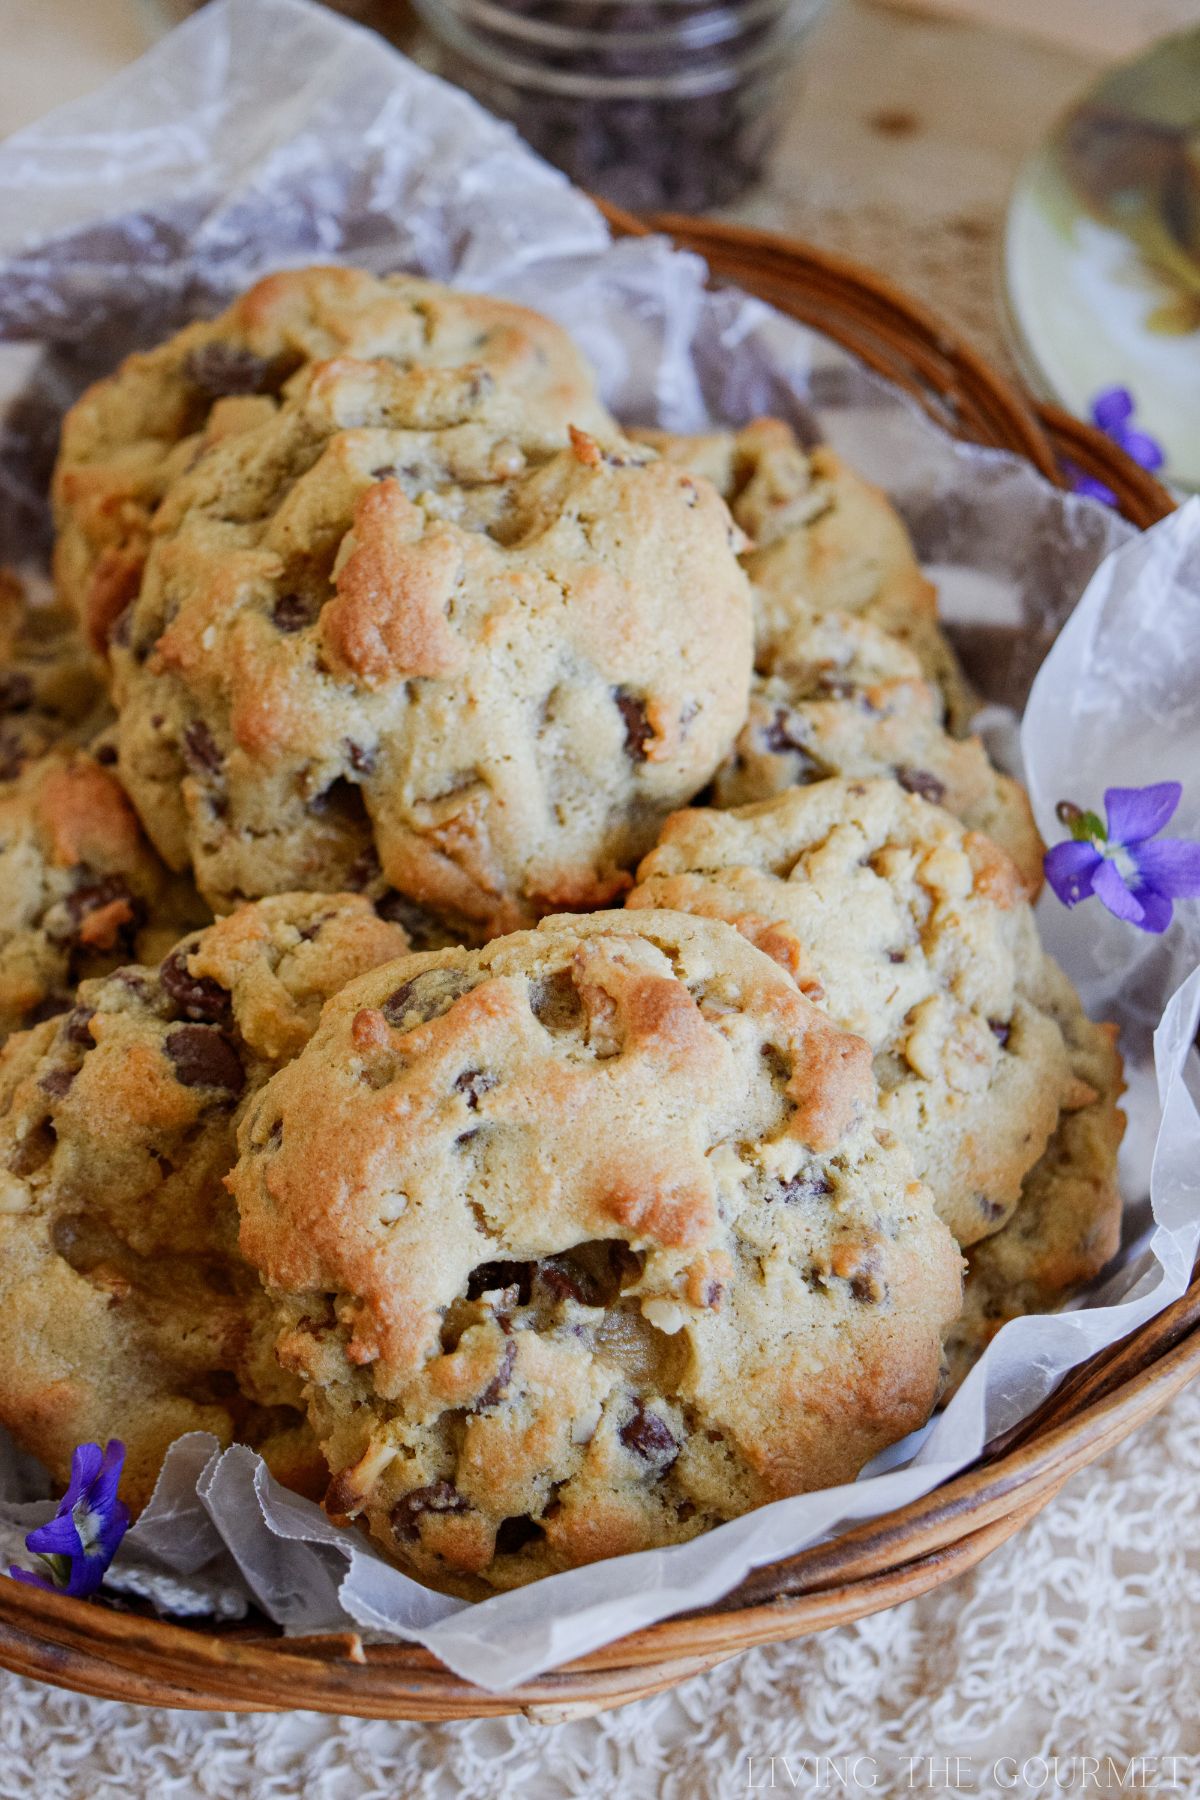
0,0,1198,1693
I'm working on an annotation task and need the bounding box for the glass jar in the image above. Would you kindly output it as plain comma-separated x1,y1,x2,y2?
412,0,831,212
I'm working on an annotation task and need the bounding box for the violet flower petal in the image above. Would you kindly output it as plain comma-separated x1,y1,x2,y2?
7,1566,57,1593
13,1438,129,1597
1135,889,1174,934
61,1442,103,1509
95,1498,130,1562
1130,838,1200,899
1119,429,1165,473
1092,387,1134,433
1044,838,1102,906
86,1442,128,1549
1071,474,1117,506
64,1554,108,1599
24,1511,83,1559
1104,782,1181,845
1092,857,1147,925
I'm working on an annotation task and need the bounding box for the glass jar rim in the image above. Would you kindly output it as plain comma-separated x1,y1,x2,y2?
442,0,797,57
414,0,826,96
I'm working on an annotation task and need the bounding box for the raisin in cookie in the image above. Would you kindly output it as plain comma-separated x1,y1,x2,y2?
110,382,753,930
0,892,411,1512
53,265,615,650
0,746,207,1044
0,567,110,779
629,780,1115,1250
229,909,961,1593
712,610,1042,895
944,963,1124,1392
638,419,974,731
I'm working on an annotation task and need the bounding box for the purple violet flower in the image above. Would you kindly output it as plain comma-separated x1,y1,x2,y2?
1067,389,1165,507
8,1440,129,1598
1045,783,1200,935
1091,387,1165,473
1068,466,1118,506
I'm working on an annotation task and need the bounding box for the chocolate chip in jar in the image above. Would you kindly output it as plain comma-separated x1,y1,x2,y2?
420,0,808,211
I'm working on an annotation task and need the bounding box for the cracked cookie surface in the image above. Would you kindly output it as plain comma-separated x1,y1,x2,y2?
711,610,1042,896
110,373,753,930
53,265,616,651
637,419,974,730
0,745,207,1046
629,779,1112,1250
0,568,110,780
230,908,960,1593
0,891,411,1512
944,958,1124,1391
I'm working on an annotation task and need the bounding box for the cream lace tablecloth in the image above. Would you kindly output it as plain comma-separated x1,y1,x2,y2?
3,1382,1198,1796
1,3,1195,1792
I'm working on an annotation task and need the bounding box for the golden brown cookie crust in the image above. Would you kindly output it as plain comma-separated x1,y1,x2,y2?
0,891,411,1512
637,419,976,732
0,745,207,1046
629,779,1087,1249
53,265,616,650
944,966,1125,1393
230,908,961,1592
712,610,1043,896
109,381,753,930
0,567,110,779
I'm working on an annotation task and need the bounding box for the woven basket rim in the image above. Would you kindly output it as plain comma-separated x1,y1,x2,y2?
0,214,1185,1721
618,206,1176,529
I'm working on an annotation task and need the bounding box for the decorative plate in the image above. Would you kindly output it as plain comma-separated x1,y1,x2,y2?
1004,26,1200,491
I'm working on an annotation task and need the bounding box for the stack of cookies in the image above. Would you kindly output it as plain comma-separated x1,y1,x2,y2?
0,267,1123,1595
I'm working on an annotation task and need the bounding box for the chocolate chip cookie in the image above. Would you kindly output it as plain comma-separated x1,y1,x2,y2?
0,745,207,1045
110,382,753,931
712,610,1043,895
0,892,412,1512
638,419,975,730
53,265,616,651
629,779,1112,1249
944,960,1125,1391
229,908,961,1593
0,567,109,781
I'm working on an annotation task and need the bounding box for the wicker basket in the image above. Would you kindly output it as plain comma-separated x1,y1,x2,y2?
0,218,1186,1724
